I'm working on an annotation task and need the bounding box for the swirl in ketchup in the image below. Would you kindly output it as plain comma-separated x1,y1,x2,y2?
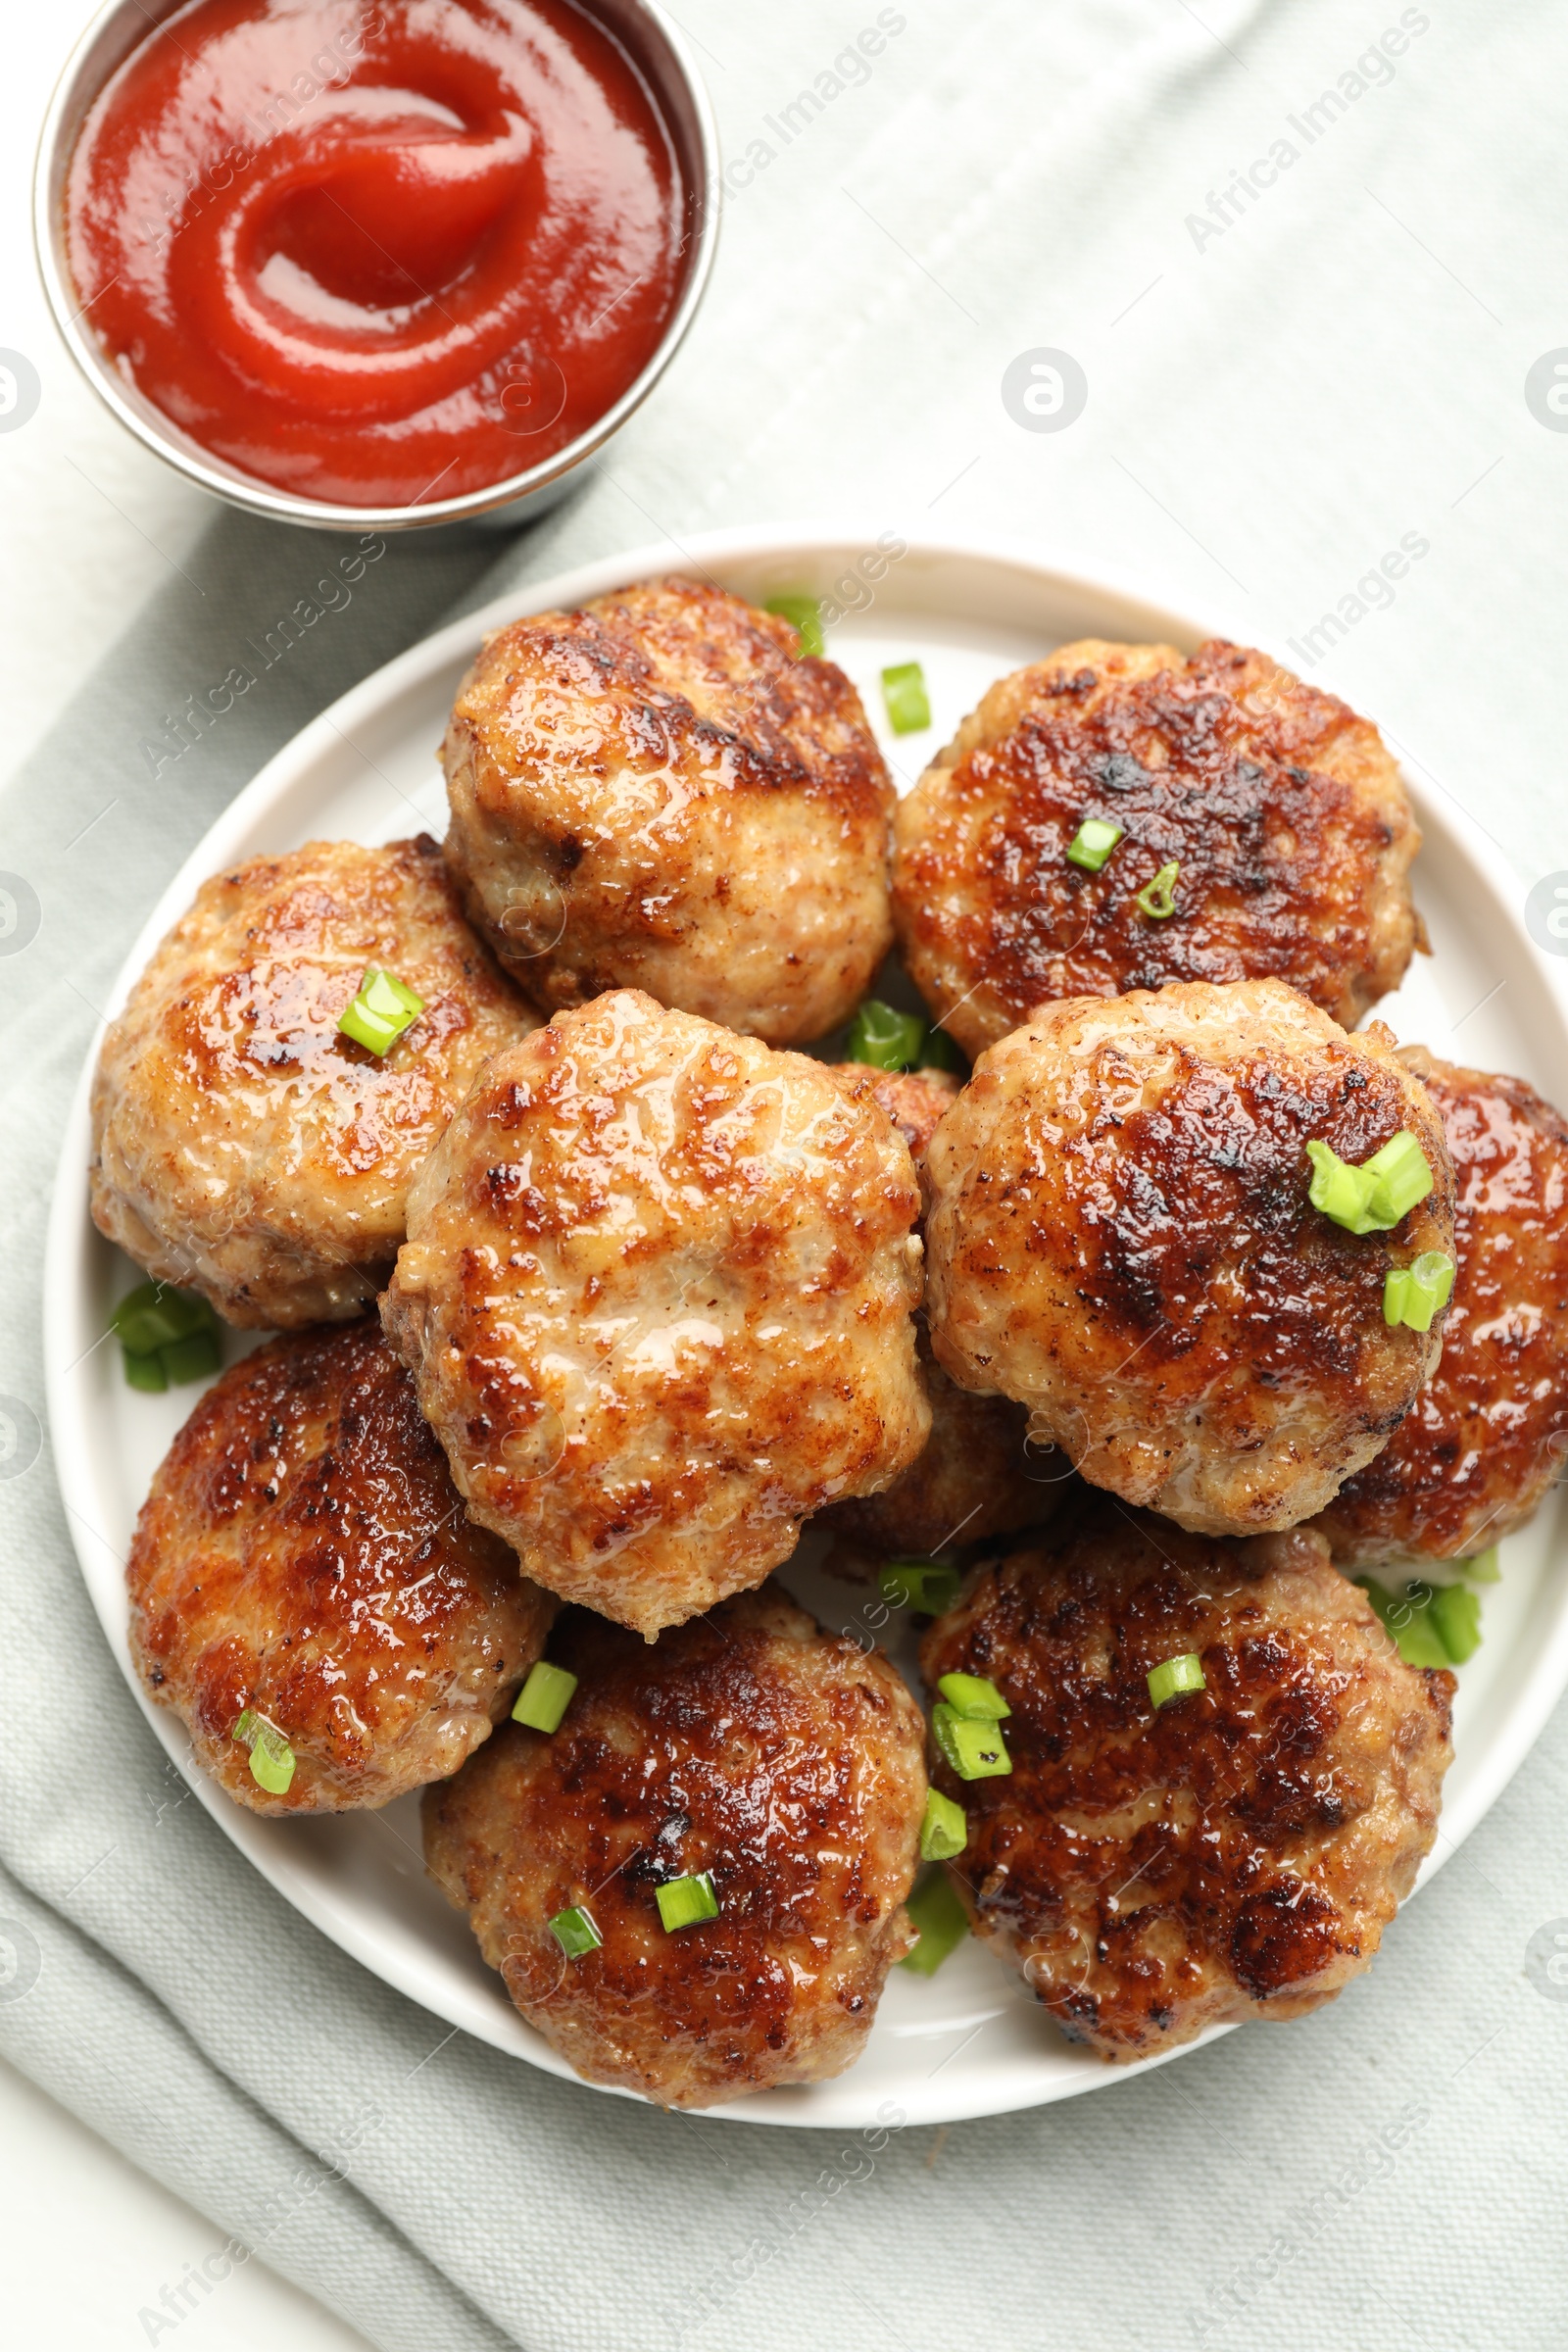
66,0,686,508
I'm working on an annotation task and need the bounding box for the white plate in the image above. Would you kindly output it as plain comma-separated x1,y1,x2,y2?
44,526,1568,2127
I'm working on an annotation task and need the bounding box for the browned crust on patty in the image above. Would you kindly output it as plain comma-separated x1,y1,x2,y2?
920,1502,1453,2059
441,577,896,1043
828,1062,961,1172
422,1585,926,2107
90,836,533,1327
818,1317,1057,1569
382,991,930,1637
924,980,1456,1534
1314,1049,1568,1564
892,638,1420,1056
127,1321,554,1814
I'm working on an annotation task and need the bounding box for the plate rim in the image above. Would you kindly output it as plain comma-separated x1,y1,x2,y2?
43,520,1568,2127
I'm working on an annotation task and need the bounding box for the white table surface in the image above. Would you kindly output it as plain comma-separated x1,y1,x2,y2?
0,8,371,2345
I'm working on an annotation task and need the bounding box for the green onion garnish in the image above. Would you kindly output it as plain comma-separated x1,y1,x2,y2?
1428,1583,1482,1663
512,1660,578,1734
1305,1140,1379,1233
848,998,927,1073
936,1672,1010,1721
549,1905,602,1958
917,1026,966,1075
931,1702,1011,1780
338,966,424,1056
879,1558,962,1615
159,1331,220,1385
1384,1250,1455,1331
1462,1545,1500,1584
1135,860,1180,919
1065,818,1123,872
1147,1653,1205,1709
656,1872,720,1934
763,594,824,658
112,1282,214,1355
1362,1132,1436,1224
919,1788,968,1861
899,1865,969,1976
1306,1135,1435,1235
881,661,931,735
231,1709,295,1794
1359,1575,1484,1667
112,1281,220,1391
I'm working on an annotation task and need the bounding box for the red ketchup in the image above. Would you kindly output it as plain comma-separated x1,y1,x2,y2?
67,0,684,507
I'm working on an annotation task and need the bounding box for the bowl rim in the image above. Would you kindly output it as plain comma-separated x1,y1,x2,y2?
31,0,721,533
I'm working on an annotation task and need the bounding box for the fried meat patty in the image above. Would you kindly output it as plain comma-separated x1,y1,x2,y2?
817,1062,1050,1567
920,1503,1453,2059
892,638,1421,1058
924,979,1455,1535
382,991,929,1638
830,1062,960,1170
819,1318,1057,1570
1314,1049,1568,1564
91,837,533,1327
127,1321,554,1814
423,1585,926,2107
442,577,896,1044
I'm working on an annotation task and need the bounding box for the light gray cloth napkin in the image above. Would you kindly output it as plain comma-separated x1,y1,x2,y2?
6,5,1568,2346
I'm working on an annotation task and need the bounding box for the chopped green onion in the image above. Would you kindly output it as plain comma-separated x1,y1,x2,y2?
114,1282,221,1388
1384,1251,1455,1331
338,966,424,1056
1305,1140,1382,1234
1428,1583,1482,1664
1358,1580,1452,1670
1135,860,1180,919
513,1659,578,1734
919,1788,968,1861
1065,818,1123,872
1147,1653,1205,1709
1461,1545,1500,1584
917,1026,966,1075
159,1330,220,1386
549,1905,602,1959
338,1000,399,1054
848,998,927,1073
1361,1132,1436,1225
366,966,423,1018
899,1865,969,1976
931,1702,1011,1780
111,1281,217,1357
881,661,931,735
936,1671,1010,1721
231,1709,295,1794
879,1559,962,1616
763,594,824,658
1306,1134,1436,1235
656,1872,720,1934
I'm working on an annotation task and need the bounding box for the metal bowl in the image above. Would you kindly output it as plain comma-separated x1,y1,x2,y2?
33,0,718,535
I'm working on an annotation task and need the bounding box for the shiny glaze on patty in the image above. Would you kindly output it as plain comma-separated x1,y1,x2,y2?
383,990,929,1636
893,638,1420,1056
91,836,532,1326
128,1320,554,1813
1315,1048,1568,1563
443,576,896,1043
920,1501,1453,2058
423,1584,926,2107
924,979,1455,1534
